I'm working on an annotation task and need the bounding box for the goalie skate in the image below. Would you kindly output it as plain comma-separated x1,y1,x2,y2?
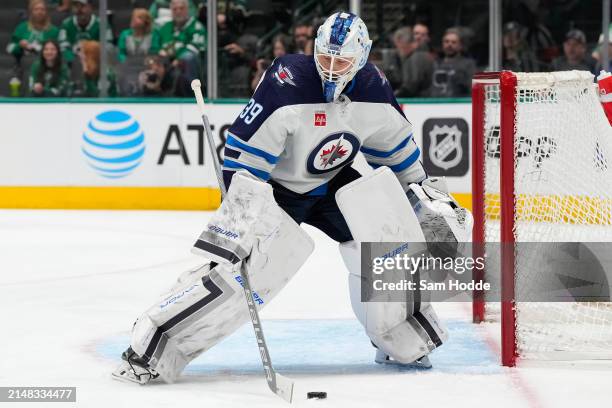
374,349,432,369
111,347,159,385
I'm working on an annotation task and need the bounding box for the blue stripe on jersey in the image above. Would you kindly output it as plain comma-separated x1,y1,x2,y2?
226,134,279,165
360,134,413,158
368,148,420,173
223,159,271,180
330,13,356,46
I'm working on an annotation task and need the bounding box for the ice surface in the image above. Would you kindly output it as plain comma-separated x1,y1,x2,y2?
1,210,611,407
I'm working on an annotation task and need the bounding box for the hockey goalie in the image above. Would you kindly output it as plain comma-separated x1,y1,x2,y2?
113,12,473,385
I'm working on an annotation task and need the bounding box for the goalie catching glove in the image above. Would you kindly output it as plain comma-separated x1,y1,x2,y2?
406,177,473,258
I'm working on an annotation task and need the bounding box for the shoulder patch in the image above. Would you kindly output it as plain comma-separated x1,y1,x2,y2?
273,63,297,87
372,64,389,86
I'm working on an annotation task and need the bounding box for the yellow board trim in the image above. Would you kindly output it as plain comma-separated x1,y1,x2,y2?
451,193,472,212
0,186,473,212
0,187,222,210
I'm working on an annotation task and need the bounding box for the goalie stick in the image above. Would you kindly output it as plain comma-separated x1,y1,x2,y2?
190,79,295,403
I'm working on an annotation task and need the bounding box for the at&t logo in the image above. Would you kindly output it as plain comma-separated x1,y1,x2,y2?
82,110,145,178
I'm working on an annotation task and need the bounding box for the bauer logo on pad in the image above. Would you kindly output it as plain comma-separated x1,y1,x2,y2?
314,111,326,127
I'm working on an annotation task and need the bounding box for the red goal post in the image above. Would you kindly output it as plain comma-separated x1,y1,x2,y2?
472,71,517,367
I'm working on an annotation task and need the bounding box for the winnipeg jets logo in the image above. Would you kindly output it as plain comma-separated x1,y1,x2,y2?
273,64,296,87
307,132,360,174
320,135,349,168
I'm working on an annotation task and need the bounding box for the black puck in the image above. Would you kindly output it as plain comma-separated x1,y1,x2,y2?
307,391,327,399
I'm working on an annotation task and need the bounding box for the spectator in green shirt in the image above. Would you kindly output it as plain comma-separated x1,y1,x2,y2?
6,0,59,62
76,40,116,97
58,0,114,63
158,0,206,82
29,40,69,96
149,0,197,28
117,8,161,63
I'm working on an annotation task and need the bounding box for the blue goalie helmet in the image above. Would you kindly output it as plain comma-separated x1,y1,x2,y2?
314,12,372,102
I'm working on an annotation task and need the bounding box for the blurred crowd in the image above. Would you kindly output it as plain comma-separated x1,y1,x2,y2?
6,0,206,97
4,0,612,98
381,21,608,98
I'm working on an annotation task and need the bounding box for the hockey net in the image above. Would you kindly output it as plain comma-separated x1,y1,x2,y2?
472,71,612,366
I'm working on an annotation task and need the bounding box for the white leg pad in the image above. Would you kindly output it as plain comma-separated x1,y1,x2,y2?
337,167,448,363
130,210,313,382
335,167,426,242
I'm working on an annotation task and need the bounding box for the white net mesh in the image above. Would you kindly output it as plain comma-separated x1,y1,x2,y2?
480,71,612,360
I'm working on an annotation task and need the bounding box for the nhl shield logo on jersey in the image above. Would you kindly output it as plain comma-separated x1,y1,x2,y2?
273,63,297,87
307,132,360,174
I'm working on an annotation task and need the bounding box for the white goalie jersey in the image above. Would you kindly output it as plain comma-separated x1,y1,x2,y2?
223,54,426,194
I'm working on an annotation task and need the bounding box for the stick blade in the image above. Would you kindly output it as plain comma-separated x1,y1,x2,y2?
271,373,294,403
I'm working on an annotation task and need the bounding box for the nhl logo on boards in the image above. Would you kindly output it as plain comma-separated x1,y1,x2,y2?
307,131,360,174
314,111,327,127
273,64,296,87
422,118,469,177
430,124,463,170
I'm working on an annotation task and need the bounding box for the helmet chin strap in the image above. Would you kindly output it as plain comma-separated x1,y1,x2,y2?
323,81,337,102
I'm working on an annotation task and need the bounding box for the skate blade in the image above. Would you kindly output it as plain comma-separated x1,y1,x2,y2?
375,355,433,369
111,363,150,385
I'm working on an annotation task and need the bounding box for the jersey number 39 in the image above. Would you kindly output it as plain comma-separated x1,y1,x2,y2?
239,99,263,125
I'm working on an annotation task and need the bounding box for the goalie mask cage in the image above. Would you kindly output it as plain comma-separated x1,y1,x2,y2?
471,70,612,367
